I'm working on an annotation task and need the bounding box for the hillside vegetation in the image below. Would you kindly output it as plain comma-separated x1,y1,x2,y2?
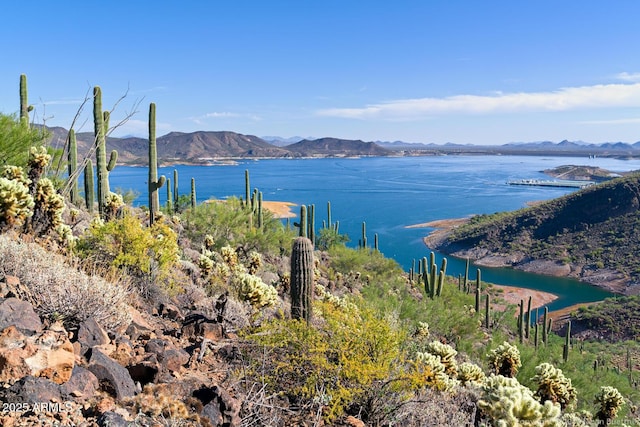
434,172,640,295
2,75,640,426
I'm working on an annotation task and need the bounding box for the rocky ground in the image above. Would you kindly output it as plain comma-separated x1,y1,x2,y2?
0,274,248,426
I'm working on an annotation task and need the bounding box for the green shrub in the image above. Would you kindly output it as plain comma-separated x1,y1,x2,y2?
75,214,181,296
242,298,404,421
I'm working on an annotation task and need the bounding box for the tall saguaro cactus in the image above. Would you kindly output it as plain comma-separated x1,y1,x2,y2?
84,159,94,213
148,103,166,225
67,130,78,205
19,74,33,127
290,236,314,323
244,169,250,208
93,86,118,218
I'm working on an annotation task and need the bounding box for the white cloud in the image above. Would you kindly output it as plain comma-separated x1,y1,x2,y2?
579,117,640,125
615,72,640,82
317,83,640,119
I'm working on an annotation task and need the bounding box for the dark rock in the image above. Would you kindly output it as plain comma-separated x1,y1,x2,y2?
194,385,240,427
182,312,224,342
158,302,183,320
88,348,136,399
145,338,169,356
77,317,110,355
0,297,43,335
61,366,99,400
0,375,62,404
162,348,190,372
97,411,129,427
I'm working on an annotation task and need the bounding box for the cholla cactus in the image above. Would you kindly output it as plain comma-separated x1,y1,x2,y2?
0,177,34,230
458,362,485,386
198,254,215,276
426,341,458,377
411,351,459,392
203,234,215,250
487,341,522,377
478,374,561,426
220,245,238,267
27,146,51,194
32,178,65,235
415,321,430,338
531,362,577,410
594,386,625,425
232,272,277,309
2,165,29,186
247,251,262,274
103,192,124,220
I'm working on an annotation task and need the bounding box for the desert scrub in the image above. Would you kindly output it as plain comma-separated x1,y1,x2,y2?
0,235,130,331
181,197,295,256
241,298,404,421
74,214,181,296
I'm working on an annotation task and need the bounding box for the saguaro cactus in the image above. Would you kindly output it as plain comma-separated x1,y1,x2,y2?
563,321,571,362
173,169,179,207
94,86,118,219
148,103,166,225
244,169,250,208
298,205,307,238
19,74,33,127
166,178,173,214
84,159,94,213
290,236,314,323
67,129,78,205
190,178,196,209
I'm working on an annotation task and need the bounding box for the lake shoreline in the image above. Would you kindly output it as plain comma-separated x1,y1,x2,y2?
416,217,628,296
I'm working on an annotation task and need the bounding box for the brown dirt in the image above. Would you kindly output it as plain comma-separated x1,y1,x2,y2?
261,201,297,218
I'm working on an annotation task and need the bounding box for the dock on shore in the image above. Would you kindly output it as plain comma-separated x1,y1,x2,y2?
507,179,594,189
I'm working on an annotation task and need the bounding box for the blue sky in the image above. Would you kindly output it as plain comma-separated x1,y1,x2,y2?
2,1,640,145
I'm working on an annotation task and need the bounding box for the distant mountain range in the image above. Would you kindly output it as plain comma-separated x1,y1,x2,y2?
42,126,640,165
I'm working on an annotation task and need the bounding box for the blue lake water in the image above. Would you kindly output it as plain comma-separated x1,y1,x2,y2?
109,155,640,310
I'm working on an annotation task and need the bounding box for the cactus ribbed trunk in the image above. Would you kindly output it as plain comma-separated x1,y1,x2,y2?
67,130,78,205
299,205,307,238
166,178,173,214
84,159,94,213
173,169,179,207
327,201,331,229
244,169,250,208
290,236,314,323
563,321,571,362
148,103,166,225
258,191,263,228
20,74,30,127
94,87,108,218
190,177,196,209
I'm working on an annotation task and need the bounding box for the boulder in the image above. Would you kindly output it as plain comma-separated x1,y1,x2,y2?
0,375,62,404
60,366,99,400
88,348,136,399
0,297,43,336
144,338,189,372
194,385,240,427
77,317,110,355
182,312,224,342
0,326,74,385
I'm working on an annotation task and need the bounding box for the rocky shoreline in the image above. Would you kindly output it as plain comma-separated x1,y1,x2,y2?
418,218,630,296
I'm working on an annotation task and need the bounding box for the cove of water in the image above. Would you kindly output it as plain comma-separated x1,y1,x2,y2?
109,155,640,311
